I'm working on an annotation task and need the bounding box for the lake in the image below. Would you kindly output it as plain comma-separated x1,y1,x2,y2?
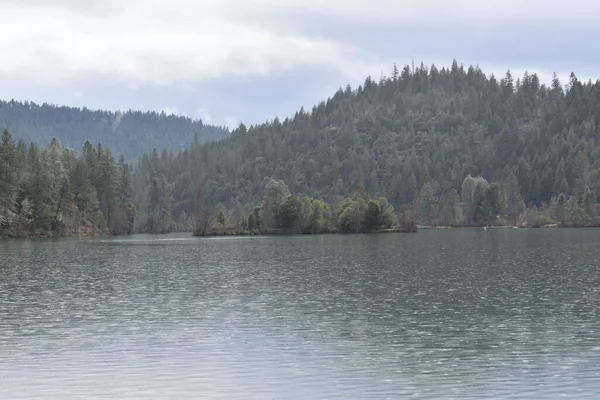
1,229,600,399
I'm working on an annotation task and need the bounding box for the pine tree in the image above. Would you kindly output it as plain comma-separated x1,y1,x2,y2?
0,129,17,234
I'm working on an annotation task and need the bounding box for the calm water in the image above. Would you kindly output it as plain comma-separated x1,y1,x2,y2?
1,230,600,399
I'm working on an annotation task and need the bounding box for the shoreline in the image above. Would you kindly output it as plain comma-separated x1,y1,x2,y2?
6,224,600,241
193,226,418,237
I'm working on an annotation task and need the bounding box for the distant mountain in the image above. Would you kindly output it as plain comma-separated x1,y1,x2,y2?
0,100,230,159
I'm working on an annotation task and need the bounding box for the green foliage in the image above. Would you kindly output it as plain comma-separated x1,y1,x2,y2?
262,178,290,229
363,198,397,230
535,214,554,227
113,156,135,234
462,176,490,226
484,183,503,224
504,173,523,225
363,200,382,231
310,199,332,232
553,159,569,196
338,199,362,233
234,181,397,234
419,181,439,225
217,210,227,226
0,101,229,160
279,195,301,231
0,133,135,237
145,174,173,233
239,216,248,230
125,61,600,230
247,213,257,230
438,189,461,226
554,193,568,224
251,206,262,230
0,129,17,196
582,186,596,218
0,129,18,234
338,189,369,233
335,188,397,232
378,197,397,227
566,195,589,227
11,60,600,235
267,192,332,233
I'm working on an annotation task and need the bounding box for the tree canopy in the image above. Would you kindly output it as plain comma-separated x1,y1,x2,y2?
0,130,134,237
131,61,600,228
0,100,230,160
5,60,600,236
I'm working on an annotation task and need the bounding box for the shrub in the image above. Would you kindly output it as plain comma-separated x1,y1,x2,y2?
534,214,554,227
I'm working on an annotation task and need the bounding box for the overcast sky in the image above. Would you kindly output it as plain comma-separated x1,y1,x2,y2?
1,0,599,129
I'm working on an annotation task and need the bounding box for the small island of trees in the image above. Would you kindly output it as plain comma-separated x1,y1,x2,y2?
193,178,408,236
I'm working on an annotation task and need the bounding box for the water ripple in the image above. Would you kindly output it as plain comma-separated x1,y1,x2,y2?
1,230,600,398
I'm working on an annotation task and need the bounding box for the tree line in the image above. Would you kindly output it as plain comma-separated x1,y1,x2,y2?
131,60,600,230
0,129,135,238
5,60,600,236
193,178,399,236
0,99,230,160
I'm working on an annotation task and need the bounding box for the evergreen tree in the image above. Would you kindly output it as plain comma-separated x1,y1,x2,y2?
0,129,17,233
0,101,229,159
582,186,596,218
378,197,397,227
217,210,227,226
553,159,569,196
363,200,382,231
554,193,568,225
9,60,600,236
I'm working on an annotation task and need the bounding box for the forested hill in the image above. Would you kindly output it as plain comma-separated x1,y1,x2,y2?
4,61,600,239
133,60,600,229
0,100,229,159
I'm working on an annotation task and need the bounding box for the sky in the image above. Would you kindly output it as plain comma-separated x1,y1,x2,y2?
1,0,599,130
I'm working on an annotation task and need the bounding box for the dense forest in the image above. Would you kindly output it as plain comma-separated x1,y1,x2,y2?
0,100,230,160
0,129,135,237
192,178,399,236
131,61,600,230
4,60,600,238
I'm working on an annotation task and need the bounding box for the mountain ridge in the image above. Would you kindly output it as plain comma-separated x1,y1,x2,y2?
0,98,230,160
130,61,600,229
4,60,600,239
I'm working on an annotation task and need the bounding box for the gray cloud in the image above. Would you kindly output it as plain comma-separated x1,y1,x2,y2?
0,0,599,127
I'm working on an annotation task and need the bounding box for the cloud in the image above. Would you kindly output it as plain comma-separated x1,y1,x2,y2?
0,0,377,86
197,108,213,124
7,0,598,88
1,0,600,128
160,106,183,116
224,116,241,131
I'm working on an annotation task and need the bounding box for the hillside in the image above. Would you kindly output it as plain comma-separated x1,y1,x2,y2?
4,60,600,239
132,61,600,229
0,100,230,159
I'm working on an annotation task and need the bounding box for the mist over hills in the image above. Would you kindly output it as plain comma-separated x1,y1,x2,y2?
0,99,230,160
